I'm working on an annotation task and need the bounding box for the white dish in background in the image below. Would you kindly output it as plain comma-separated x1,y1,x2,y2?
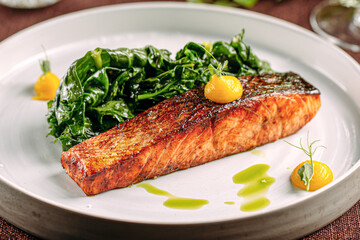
0,0,59,9
0,2,360,239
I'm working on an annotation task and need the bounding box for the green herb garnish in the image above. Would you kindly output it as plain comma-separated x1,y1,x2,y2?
198,41,227,78
39,46,51,75
285,133,326,191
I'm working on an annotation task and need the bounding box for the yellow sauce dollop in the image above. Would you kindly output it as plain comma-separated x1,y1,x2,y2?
291,160,333,191
33,72,60,101
204,74,243,104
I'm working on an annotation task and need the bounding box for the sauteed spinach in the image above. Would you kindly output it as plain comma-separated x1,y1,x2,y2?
47,31,272,151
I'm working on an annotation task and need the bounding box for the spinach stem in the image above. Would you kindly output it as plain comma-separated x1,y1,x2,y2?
91,49,103,70
137,80,177,100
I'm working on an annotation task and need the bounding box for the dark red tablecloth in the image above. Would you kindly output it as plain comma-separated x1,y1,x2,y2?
1,0,359,239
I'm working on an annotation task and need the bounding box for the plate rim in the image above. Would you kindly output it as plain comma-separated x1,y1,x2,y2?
1,0,360,228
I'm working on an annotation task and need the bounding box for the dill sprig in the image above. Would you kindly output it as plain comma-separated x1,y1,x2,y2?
198,41,228,78
285,132,326,191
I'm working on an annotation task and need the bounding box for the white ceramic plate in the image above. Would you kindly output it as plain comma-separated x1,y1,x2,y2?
1,2,360,239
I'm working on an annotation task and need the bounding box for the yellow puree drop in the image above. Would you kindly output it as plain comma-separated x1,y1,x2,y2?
204,74,243,104
291,160,333,191
33,72,60,101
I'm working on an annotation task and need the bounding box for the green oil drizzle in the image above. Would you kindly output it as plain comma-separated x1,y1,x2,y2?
251,149,266,158
137,183,209,210
240,197,270,212
224,201,235,205
233,164,275,212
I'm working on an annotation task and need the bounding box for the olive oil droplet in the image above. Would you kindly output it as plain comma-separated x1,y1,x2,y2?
240,197,270,212
164,197,209,210
251,149,266,158
137,183,209,210
233,164,275,212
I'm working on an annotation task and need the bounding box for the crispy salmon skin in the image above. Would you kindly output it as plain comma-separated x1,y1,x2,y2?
61,72,321,195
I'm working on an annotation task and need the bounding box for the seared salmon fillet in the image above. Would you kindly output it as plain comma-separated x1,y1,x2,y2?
61,72,321,195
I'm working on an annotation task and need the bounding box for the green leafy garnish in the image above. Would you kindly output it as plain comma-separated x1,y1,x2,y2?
199,41,227,78
297,162,314,190
47,31,273,151
39,46,51,74
285,133,326,191
40,59,51,74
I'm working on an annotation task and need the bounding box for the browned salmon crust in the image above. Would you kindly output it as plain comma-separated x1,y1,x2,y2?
61,72,321,195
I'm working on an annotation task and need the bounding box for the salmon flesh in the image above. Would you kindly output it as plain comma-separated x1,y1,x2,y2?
61,72,321,195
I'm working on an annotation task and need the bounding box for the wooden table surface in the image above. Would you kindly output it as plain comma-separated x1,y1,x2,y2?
0,0,359,239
